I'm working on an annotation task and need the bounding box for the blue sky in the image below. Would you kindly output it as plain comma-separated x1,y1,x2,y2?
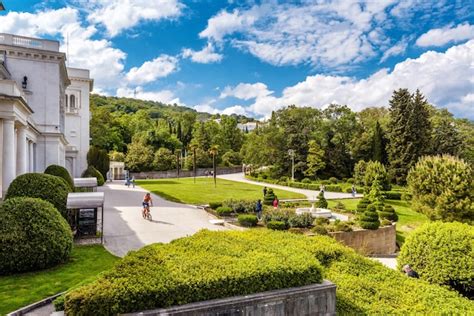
0,0,473,118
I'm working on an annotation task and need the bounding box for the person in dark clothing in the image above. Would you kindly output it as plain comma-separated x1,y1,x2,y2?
403,264,419,278
263,186,267,197
255,199,263,220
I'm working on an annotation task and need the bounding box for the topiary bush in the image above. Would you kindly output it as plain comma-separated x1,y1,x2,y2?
329,177,338,184
44,164,74,191
316,191,328,208
216,206,232,217
407,155,473,223
356,198,370,214
359,204,380,230
263,188,276,205
5,173,71,218
238,214,258,227
301,178,311,184
378,205,398,222
0,197,73,275
266,220,287,230
398,222,474,297
364,160,391,191
81,165,105,186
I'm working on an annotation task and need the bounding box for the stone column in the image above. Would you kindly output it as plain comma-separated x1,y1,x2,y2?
3,119,16,194
16,125,27,175
28,141,34,172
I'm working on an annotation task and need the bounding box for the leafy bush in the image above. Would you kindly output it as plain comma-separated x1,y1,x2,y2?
216,206,232,217
378,205,398,222
266,220,287,230
87,146,110,178
0,197,73,275
279,176,289,183
313,217,329,226
5,173,71,218
312,225,328,235
364,161,391,191
407,155,473,223
301,178,311,184
81,165,105,186
345,186,362,193
263,188,276,206
316,191,328,208
347,178,355,184
262,208,294,226
383,191,402,200
329,177,338,184
288,213,313,228
288,227,305,234
64,230,323,314
334,202,346,210
238,214,258,227
153,148,176,171
209,202,222,210
223,199,255,213
320,180,331,185
325,185,342,192
359,204,380,230
44,164,74,190
327,220,353,232
380,219,392,226
398,222,474,296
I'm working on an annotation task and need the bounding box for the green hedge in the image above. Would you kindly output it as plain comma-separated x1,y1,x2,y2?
81,166,105,186
64,230,323,315
266,220,287,230
397,222,474,296
0,197,73,275
216,206,232,216
238,214,258,227
44,164,74,191
5,173,71,218
209,202,222,209
383,191,402,200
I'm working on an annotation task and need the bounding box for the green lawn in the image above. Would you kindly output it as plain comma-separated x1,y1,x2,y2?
0,245,118,315
327,198,428,244
137,178,305,205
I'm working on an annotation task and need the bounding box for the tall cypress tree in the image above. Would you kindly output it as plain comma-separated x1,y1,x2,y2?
409,89,432,158
372,121,387,164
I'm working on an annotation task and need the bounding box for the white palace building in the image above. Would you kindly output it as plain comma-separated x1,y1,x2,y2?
0,33,92,197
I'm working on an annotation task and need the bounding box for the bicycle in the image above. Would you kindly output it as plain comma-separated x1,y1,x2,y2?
142,206,152,221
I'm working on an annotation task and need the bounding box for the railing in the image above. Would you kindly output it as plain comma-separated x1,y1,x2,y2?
0,33,59,51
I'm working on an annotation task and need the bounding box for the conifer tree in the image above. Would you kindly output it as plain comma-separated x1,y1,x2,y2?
431,111,462,156
372,121,387,164
305,140,326,179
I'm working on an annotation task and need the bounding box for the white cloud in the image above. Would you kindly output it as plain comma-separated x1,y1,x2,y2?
116,86,181,104
222,105,250,116
380,37,409,62
126,55,178,85
85,0,184,37
181,43,223,63
220,83,273,100
416,23,474,47
223,41,474,119
0,8,126,90
199,8,258,41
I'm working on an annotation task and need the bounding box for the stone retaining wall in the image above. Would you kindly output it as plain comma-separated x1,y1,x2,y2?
329,224,397,255
131,166,242,179
123,281,336,316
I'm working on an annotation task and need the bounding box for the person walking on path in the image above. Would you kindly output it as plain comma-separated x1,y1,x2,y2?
351,185,356,197
255,199,263,221
402,264,419,278
131,176,136,188
263,186,267,197
272,197,279,210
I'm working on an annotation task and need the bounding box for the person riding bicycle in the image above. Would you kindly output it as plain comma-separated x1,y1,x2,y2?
142,193,153,219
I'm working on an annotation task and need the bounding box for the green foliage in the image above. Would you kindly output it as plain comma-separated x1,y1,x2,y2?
368,178,384,204
378,205,398,222
266,220,287,230
237,214,258,227
263,188,277,205
356,198,370,214
353,160,367,186
329,177,338,184
108,150,125,162
359,204,380,230
288,213,313,228
86,146,110,178
304,140,325,178
364,160,390,191
153,147,176,171
81,166,105,186
5,173,71,218
216,206,232,216
430,109,462,156
407,155,473,223
313,217,330,226
125,138,154,172
208,202,222,210
317,191,328,208
44,164,74,191
380,219,392,226
327,220,353,232
372,121,388,163
0,197,72,275
223,199,255,213
324,185,342,192
221,150,242,167
398,222,474,296
334,201,346,210
312,225,328,235
64,230,323,315
262,208,293,226
383,191,402,200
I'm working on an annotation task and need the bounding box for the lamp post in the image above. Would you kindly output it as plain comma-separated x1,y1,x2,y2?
176,149,181,179
288,149,295,182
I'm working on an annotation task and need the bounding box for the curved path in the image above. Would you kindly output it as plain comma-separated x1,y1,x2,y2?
218,173,362,200
99,181,226,257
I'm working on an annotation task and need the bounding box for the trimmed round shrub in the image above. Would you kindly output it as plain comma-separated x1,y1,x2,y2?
378,205,398,222
356,198,370,214
238,214,258,227
209,202,222,210
334,202,346,210
44,164,74,190
266,220,287,230
329,177,338,184
301,178,311,184
398,222,474,296
316,191,328,208
359,204,380,230
216,206,232,217
0,197,73,274
81,165,105,186
347,178,355,184
5,173,71,218
407,155,473,223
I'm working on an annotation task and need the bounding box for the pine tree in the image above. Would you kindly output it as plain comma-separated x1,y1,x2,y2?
305,140,325,179
372,121,387,164
317,191,328,208
431,112,462,156
177,121,182,142
409,89,432,158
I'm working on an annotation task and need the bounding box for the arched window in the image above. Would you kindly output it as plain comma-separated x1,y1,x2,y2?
70,94,76,112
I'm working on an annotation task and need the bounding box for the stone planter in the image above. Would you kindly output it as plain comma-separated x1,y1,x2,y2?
123,281,336,316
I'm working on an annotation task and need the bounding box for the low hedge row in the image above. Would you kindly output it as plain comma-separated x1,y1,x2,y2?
64,230,474,315
64,230,324,315
237,214,258,227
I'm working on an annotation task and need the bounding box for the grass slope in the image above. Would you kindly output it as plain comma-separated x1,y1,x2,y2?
137,177,305,204
0,245,118,315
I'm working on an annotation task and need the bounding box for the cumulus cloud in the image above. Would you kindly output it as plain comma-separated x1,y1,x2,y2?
0,8,126,90
380,37,410,63
84,0,184,37
416,23,474,47
116,86,181,104
221,41,474,119
220,83,272,100
181,43,223,63
126,55,178,85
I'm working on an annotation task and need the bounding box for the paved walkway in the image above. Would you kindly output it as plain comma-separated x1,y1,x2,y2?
100,181,226,257
217,173,362,200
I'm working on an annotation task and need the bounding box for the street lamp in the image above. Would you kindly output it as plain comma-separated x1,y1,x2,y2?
288,149,295,182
